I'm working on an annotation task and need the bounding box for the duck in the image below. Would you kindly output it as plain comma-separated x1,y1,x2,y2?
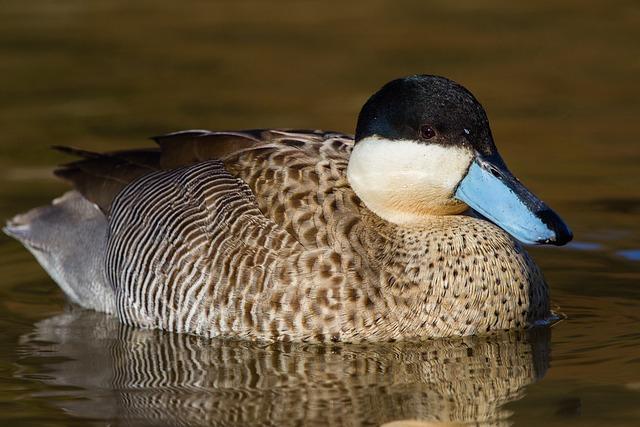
4,75,572,343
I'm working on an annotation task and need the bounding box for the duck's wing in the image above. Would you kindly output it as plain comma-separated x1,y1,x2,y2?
152,129,266,168
53,129,349,214
151,128,360,253
153,129,349,167
53,147,162,214
53,130,266,214
11,130,361,337
103,139,362,340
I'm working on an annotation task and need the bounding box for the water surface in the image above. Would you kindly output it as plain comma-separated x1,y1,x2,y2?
0,1,638,426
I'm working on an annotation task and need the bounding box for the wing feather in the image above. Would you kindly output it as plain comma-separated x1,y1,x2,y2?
53,147,161,213
51,128,353,215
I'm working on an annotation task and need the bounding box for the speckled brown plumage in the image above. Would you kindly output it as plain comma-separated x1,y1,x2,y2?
100,129,550,342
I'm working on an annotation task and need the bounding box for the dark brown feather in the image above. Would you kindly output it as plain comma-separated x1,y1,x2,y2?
51,130,267,214
152,129,266,168
53,147,161,214
52,129,345,215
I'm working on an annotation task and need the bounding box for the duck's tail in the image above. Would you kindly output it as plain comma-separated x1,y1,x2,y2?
3,191,115,314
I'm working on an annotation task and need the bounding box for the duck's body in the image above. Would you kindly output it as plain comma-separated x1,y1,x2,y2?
5,76,570,342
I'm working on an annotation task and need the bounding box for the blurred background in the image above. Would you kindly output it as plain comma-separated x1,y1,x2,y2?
0,1,638,426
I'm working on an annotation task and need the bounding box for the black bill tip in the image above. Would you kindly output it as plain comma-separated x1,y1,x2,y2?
535,208,573,246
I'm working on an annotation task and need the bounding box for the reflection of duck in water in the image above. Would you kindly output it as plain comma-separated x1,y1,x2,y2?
5,75,571,342
19,309,550,426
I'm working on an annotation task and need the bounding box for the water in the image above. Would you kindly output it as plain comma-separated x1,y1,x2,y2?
0,0,638,425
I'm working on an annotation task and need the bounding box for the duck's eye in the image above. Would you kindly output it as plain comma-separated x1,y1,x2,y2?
419,125,436,140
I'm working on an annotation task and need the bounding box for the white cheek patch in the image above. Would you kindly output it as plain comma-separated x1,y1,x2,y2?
347,136,473,223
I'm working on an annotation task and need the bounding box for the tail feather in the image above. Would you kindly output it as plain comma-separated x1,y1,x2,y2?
4,191,115,313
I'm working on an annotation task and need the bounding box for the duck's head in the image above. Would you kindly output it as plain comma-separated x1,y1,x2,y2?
347,75,572,246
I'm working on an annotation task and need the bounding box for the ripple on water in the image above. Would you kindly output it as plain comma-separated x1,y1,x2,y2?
617,249,640,261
